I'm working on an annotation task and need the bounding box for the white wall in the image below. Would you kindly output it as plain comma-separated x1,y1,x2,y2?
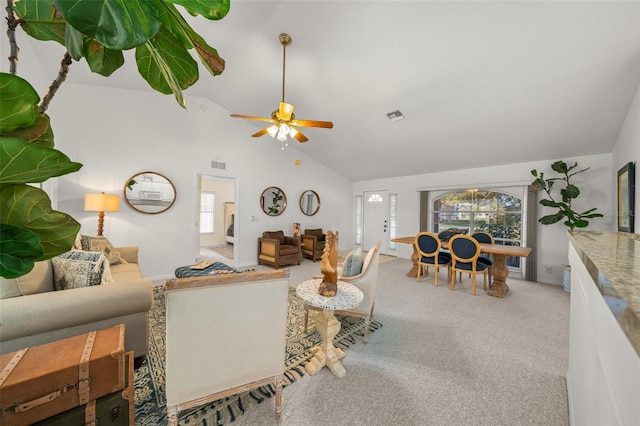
353,153,613,285
612,82,640,233
46,84,352,280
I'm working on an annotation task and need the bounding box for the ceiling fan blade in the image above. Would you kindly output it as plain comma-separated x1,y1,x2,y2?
278,102,295,121
291,127,308,142
291,119,334,129
251,128,270,137
230,113,274,123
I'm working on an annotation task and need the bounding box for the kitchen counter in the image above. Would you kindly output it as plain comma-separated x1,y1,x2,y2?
567,230,640,356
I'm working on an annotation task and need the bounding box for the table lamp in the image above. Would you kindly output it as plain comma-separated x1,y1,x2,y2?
84,192,120,236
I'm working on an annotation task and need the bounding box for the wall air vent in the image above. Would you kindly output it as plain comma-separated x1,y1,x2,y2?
386,110,405,122
211,161,226,170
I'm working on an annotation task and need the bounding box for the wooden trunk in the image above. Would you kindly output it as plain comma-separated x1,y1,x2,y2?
0,325,126,425
33,351,134,426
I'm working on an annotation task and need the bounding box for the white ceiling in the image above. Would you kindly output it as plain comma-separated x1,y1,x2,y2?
13,1,640,181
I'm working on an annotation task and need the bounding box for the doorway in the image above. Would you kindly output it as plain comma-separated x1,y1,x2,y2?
197,175,236,265
363,190,389,255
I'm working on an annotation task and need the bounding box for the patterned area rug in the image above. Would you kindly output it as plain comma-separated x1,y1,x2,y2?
134,286,382,425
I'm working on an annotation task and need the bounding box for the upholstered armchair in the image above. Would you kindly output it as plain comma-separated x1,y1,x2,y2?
258,230,302,269
301,228,326,261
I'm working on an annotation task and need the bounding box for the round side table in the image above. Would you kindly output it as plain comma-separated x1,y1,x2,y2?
296,279,363,378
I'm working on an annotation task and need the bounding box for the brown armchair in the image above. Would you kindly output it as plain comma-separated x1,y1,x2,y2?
258,230,302,268
301,228,326,261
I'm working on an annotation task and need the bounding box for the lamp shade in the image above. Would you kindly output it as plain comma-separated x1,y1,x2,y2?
84,192,120,212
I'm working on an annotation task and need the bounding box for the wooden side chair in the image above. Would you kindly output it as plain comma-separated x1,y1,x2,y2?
449,235,488,296
414,232,451,286
304,241,381,342
471,231,495,281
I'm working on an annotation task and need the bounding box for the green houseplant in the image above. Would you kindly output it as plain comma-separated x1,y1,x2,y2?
0,0,229,279
530,160,603,230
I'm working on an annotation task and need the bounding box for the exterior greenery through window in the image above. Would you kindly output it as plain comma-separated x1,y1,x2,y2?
200,192,215,234
433,190,523,268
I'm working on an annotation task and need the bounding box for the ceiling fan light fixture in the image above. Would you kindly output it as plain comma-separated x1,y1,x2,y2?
267,125,278,137
288,126,298,138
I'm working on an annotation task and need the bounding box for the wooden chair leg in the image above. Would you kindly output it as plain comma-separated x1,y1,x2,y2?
434,266,439,287
472,274,477,296
362,318,370,343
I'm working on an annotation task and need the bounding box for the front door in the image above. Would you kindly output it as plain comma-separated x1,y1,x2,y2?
363,190,389,255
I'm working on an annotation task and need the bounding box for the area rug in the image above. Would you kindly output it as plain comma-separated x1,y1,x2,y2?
134,286,382,425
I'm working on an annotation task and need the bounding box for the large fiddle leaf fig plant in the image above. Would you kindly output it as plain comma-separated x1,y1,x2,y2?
0,0,229,279
530,160,603,230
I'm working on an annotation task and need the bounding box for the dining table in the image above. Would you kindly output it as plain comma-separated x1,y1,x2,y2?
391,235,532,298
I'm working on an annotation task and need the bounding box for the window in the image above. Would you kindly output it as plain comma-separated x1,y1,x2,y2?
389,193,397,250
368,193,383,202
433,190,523,268
355,195,363,245
200,192,215,234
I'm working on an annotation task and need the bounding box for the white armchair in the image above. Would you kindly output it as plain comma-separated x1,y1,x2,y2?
304,241,381,342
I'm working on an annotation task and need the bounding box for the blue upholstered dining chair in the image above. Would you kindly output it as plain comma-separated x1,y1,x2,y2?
448,235,489,296
471,231,495,280
415,232,451,286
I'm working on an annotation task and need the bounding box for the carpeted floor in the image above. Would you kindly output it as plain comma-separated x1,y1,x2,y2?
202,244,234,260
134,285,381,425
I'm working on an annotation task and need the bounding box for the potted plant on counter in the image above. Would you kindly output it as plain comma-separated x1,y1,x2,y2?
530,160,604,291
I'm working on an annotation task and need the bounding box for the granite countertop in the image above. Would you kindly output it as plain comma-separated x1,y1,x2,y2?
568,230,640,356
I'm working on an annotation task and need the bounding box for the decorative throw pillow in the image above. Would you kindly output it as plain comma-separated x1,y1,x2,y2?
342,246,364,277
52,250,112,291
77,235,125,264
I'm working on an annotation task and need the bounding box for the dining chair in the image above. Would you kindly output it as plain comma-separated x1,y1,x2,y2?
304,241,381,343
414,232,451,286
449,234,489,296
471,231,495,281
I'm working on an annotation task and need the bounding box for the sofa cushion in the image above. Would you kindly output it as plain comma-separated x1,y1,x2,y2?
305,229,325,241
280,244,300,256
342,246,364,277
263,231,285,245
17,261,54,295
110,262,144,283
52,250,112,290
77,235,124,264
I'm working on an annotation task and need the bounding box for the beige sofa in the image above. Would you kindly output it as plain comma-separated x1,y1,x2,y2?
0,247,153,362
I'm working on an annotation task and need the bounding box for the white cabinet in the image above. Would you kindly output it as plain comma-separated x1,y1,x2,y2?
567,243,640,426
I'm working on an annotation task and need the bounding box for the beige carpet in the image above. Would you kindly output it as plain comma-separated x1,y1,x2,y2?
202,244,233,259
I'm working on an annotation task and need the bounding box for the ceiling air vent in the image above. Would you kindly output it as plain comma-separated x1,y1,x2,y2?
386,110,405,122
211,161,226,170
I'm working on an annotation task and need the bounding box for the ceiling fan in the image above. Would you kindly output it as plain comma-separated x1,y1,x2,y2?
230,33,333,146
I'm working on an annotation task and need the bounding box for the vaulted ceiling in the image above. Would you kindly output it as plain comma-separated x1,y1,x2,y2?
11,1,640,181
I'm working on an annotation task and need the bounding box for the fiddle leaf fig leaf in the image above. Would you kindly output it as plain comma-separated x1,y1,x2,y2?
135,27,199,106
551,160,569,174
84,39,125,76
2,114,55,148
0,137,83,184
65,23,84,60
13,0,66,45
0,73,40,133
0,223,43,279
52,0,161,50
168,0,230,20
0,185,80,260
539,212,565,225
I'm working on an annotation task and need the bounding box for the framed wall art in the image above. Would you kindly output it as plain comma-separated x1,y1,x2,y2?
617,162,635,233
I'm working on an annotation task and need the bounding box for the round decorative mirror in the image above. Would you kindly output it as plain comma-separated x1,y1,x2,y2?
260,186,287,216
123,171,176,214
299,190,320,216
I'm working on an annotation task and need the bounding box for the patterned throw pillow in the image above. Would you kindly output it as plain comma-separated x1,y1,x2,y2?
52,250,112,290
77,235,124,264
342,246,364,277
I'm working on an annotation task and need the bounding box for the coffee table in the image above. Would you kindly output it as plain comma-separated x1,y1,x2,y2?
296,279,363,378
